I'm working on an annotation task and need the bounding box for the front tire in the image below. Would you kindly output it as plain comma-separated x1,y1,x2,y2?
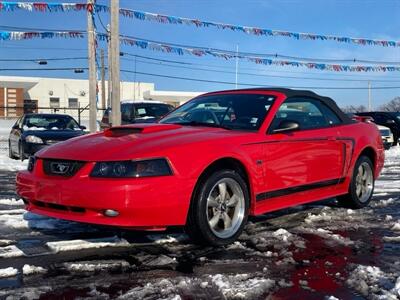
186,169,249,246
8,141,18,160
18,142,25,161
337,156,374,208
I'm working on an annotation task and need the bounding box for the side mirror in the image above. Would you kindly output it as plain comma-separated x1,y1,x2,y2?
273,120,300,133
12,124,19,130
79,125,87,130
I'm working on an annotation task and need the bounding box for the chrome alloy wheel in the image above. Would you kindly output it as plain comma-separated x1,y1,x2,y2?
355,162,374,203
206,178,245,239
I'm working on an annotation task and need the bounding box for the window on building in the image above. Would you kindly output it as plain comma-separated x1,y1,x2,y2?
68,98,78,108
49,97,60,108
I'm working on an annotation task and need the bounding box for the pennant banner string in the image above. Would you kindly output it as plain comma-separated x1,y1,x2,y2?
0,1,398,48
1,30,398,73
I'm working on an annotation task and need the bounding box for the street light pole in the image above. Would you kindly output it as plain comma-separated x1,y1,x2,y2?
87,0,97,133
110,0,121,126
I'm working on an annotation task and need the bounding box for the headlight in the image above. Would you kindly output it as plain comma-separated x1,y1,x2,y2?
90,159,172,178
25,135,43,144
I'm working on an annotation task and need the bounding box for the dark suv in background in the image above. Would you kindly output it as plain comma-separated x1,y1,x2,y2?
356,112,400,145
100,100,174,130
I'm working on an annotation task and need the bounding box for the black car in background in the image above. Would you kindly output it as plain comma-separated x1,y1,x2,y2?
9,114,86,160
356,111,400,145
100,100,174,130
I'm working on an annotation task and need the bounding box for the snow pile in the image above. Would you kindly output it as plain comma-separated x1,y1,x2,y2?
0,152,27,171
272,228,293,242
0,245,25,258
0,198,24,206
385,146,400,164
62,260,130,273
22,265,47,276
0,267,18,278
297,227,354,246
371,198,396,208
392,221,400,231
117,279,179,300
347,265,400,299
47,236,129,253
210,273,276,299
146,234,185,244
0,240,13,247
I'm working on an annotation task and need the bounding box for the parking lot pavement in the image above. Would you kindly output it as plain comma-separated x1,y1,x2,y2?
0,147,399,299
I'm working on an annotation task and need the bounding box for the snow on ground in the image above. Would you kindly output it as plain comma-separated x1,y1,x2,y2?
22,265,47,276
0,119,399,299
0,198,23,206
0,267,18,278
47,236,129,253
347,265,400,299
0,152,27,171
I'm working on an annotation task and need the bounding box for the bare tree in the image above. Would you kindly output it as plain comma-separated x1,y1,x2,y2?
341,105,368,113
378,97,400,112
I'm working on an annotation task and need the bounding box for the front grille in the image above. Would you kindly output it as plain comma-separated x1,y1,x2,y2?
31,200,86,214
42,159,85,177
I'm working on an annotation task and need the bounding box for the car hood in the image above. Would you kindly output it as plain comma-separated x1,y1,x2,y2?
23,130,86,140
36,124,248,161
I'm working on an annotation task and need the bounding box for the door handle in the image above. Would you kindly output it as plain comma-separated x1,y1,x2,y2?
327,136,336,141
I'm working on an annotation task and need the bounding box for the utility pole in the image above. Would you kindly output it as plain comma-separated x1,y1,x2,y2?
235,44,239,89
87,0,97,133
107,24,112,109
368,81,372,111
110,0,121,126
100,49,106,109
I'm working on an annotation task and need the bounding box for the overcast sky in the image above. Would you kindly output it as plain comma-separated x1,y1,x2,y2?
0,0,399,108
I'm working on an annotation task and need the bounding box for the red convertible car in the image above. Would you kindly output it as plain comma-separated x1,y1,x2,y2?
16,88,384,245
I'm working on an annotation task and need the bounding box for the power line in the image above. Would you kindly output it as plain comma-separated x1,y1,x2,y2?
121,56,400,83
1,52,399,83
0,67,88,71
119,69,400,90
1,66,399,89
119,51,400,79
0,57,87,62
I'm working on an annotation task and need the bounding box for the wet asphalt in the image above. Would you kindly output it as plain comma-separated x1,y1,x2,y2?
0,158,399,299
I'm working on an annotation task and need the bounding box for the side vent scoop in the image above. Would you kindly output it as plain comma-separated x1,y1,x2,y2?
104,124,181,137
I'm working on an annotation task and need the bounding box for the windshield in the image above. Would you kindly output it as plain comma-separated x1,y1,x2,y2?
160,94,276,130
392,112,400,121
379,129,391,136
134,104,173,119
119,103,174,122
23,115,81,131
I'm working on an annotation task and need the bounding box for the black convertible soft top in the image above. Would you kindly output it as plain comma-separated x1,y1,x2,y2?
204,87,353,124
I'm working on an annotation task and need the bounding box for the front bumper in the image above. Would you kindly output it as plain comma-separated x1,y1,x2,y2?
22,142,47,156
16,159,195,228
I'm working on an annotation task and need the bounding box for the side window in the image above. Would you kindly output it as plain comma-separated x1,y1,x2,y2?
270,98,335,132
121,104,133,122
318,103,341,125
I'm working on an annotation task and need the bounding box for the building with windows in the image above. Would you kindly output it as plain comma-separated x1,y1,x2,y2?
0,76,202,119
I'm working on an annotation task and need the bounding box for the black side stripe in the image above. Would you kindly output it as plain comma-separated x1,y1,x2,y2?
256,177,345,202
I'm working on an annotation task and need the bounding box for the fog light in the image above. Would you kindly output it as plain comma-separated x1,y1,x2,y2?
103,209,119,217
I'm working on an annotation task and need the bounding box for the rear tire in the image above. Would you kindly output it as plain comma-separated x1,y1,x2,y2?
337,156,374,209
185,169,249,246
8,141,18,160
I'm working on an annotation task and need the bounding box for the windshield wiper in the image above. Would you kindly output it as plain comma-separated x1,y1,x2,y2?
171,121,232,130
